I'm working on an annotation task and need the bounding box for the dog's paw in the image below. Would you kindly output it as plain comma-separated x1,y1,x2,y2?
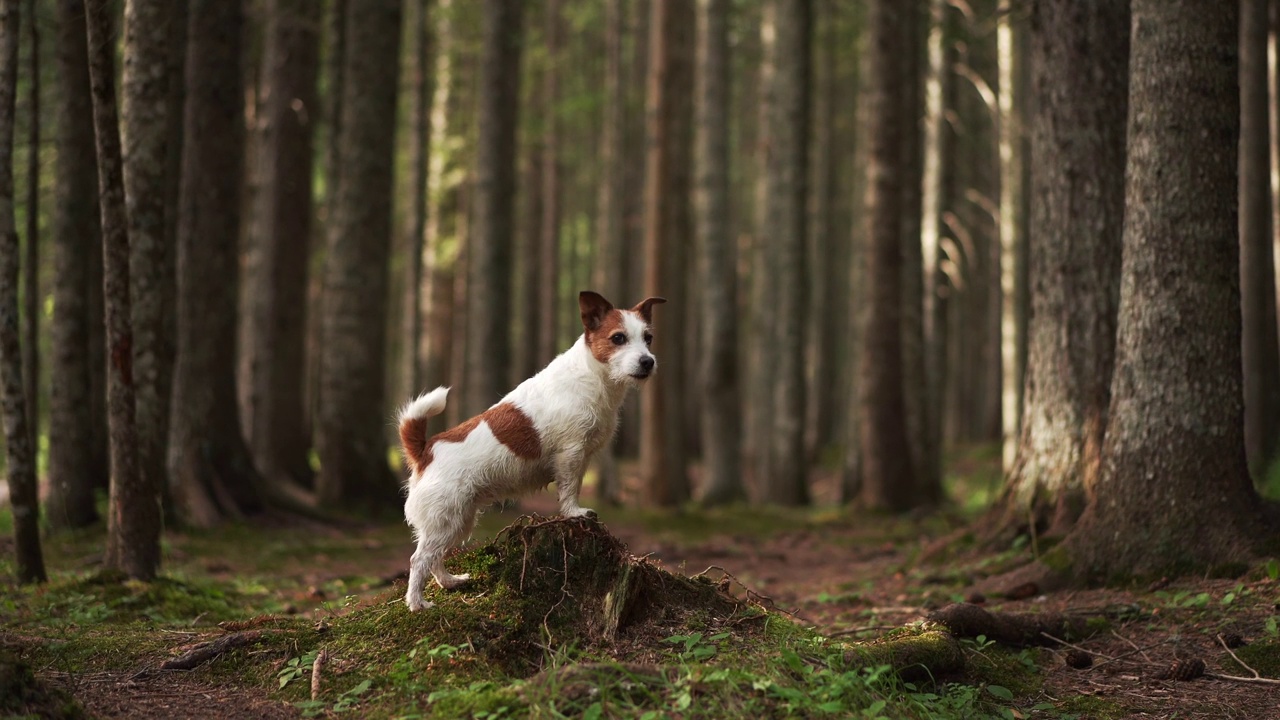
564,507,598,520
436,573,471,590
406,595,435,612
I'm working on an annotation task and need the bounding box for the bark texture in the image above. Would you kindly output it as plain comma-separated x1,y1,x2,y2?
1240,0,1280,478
86,0,160,579
762,0,810,505
121,0,175,540
315,0,403,509
1000,0,1128,537
639,0,693,506
399,0,432,410
170,0,264,527
694,0,741,506
0,0,44,583
20,0,36,442
47,0,102,530
246,0,319,487
858,0,917,511
592,0,626,504
1062,0,1271,579
464,0,523,417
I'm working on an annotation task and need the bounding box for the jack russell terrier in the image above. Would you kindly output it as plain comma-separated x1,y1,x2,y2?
397,291,665,611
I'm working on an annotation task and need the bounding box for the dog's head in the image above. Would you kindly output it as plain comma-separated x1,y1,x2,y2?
579,291,665,385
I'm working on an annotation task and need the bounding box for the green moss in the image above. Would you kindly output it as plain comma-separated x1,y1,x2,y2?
1228,639,1280,678
0,651,85,719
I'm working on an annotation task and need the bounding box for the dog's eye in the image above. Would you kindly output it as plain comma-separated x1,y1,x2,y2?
610,333,626,346
643,333,653,345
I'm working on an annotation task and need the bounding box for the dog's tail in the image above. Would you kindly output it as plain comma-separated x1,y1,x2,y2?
398,387,449,476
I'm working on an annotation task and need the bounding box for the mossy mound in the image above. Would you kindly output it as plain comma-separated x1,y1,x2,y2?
0,650,85,719
414,515,752,668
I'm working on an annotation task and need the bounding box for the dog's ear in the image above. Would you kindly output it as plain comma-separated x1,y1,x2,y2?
631,297,667,324
579,291,615,332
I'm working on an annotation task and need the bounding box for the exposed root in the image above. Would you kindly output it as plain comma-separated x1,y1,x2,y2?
927,602,1098,646
159,630,275,671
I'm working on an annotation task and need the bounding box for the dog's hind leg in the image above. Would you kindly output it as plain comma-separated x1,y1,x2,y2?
406,537,436,611
423,505,478,590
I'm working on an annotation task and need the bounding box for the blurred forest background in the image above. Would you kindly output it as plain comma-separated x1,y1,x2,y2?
0,0,1278,587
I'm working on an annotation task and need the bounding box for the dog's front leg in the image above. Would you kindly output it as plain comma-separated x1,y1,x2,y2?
554,446,594,519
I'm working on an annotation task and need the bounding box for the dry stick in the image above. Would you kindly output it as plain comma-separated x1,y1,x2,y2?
159,631,272,671
694,564,807,621
1110,630,1157,665
1205,633,1280,685
826,625,901,638
311,649,328,701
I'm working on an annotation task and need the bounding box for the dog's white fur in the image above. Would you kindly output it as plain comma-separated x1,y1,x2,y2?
399,292,663,611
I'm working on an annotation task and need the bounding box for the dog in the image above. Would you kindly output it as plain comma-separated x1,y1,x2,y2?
397,291,665,611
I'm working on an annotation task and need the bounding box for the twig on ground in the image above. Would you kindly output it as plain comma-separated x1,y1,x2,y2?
159,630,274,671
1039,632,1123,665
311,649,328,701
1216,634,1265,680
1111,630,1154,664
694,565,806,621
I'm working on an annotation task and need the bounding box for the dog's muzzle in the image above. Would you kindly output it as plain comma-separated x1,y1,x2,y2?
631,356,656,379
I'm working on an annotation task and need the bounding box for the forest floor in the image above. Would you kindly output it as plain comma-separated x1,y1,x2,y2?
2,454,1278,719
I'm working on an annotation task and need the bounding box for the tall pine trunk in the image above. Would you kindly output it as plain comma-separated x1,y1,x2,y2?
639,0,693,507
47,0,102,530
315,0,403,509
121,0,175,542
0,0,44,583
997,0,1128,539
1061,0,1274,580
20,0,36,443
536,0,561,371
170,0,264,526
1240,0,1280,478
246,0,319,488
86,0,160,579
762,0,810,505
464,0,523,418
858,0,917,511
695,0,741,506
399,0,432,409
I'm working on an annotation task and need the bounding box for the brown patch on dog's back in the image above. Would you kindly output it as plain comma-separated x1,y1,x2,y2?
419,403,541,470
585,309,628,365
485,403,542,459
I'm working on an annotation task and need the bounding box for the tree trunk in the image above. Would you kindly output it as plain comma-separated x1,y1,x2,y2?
464,0,523,418
170,0,265,527
900,0,939,505
535,0,561,371
745,2,777,501
996,1,1028,474
996,0,1128,539
639,0,693,507
858,0,917,511
1060,0,1273,580
592,0,626,504
1241,0,1280,479
47,0,102,530
399,0,432,410
0,0,44,583
246,0,319,489
761,0,810,505
21,0,36,442
315,0,402,509
919,0,951,501
86,0,159,579
418,0,455,437
121,0,176,541
695,0,741,506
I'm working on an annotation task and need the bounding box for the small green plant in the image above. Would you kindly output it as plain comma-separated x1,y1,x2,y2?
331,679,372,713
277,651,317,689
662,632,730,662
1265,616,1278,639
1265,558,1280,581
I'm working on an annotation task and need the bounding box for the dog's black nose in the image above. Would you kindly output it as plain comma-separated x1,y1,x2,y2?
639,356,655,371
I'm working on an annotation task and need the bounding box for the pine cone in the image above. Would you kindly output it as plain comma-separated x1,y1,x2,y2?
1156,658,1205,681
1221,633,1246,649
1064,649,1092,669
